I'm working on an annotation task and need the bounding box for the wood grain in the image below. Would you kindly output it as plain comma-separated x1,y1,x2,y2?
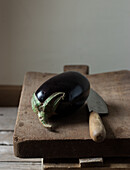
13,70,130,158
89,111,106,142
0,146,40,162
0,107,17,130
0,163,41,170
0,107,17,146
0,131,13,145
43,163,130,170
0,107,41,169
79,157,103,168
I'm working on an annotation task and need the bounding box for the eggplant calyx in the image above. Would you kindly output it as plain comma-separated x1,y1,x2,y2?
31,93,41,113
38,111,52,129
31,92,65,129
38,92,65,129
40,92,65,116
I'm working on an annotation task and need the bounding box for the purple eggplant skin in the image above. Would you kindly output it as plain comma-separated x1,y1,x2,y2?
35,71,90,114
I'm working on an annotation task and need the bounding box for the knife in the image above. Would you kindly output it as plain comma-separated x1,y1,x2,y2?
87,89,108,142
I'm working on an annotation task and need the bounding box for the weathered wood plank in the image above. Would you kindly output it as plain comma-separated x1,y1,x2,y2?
0,85,21,107
0,162,41,170
0,107,41,168
0,131,13,145
0,146,41,162
43,163,80,170
43,163,130,170
0,107,17,130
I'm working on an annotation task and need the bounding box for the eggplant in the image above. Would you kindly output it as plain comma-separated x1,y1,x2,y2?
31,71,90,130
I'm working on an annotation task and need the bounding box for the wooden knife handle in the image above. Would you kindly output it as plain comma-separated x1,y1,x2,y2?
89,111,106,142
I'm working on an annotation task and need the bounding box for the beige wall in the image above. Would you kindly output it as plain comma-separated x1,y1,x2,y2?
0,0,130,85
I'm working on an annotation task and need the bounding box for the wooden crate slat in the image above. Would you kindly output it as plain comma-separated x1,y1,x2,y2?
0,162,41,170
0,131,13,145
0,146,41,162
0,107,17,130
43,163,130,170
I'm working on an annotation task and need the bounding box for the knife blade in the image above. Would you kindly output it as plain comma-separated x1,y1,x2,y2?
87,89,108,142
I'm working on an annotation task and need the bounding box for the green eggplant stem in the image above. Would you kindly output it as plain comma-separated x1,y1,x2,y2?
38,111,52,129
31,92,65,129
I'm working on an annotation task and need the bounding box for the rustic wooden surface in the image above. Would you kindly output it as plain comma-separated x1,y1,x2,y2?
13,70,130,158
0,107,41,170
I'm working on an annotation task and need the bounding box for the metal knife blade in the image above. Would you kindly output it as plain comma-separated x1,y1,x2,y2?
87,89,108,114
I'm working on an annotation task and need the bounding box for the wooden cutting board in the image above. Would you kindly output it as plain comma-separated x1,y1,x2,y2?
13,70,130,158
